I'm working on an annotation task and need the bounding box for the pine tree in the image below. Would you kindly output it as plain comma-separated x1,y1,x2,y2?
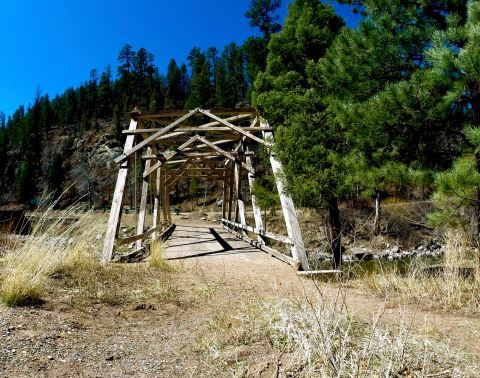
427,2,480,238
245,0,282,40
185,48,214,109
117,44,135,108
319,0,467,232
253,0,344,267
98,65,113,118
165,59,182,109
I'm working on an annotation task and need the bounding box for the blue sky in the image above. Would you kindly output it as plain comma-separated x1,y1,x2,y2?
0,0,360,119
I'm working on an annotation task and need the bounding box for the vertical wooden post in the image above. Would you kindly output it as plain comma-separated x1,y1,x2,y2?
245,154,265,244
222,168,229,219
262,120,309,271
233,160,243,224
160,166,169,228
136,147,151,250
227,163,235,222
152,165,161,240
102,117,138,263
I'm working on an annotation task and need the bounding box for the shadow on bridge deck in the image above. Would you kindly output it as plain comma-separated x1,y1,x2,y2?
164,221,260,261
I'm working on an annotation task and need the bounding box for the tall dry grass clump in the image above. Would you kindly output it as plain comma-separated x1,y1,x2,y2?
198,294,476,377
270,297,475,377
363,230,480,314
0,206,105,306
149,239,171,270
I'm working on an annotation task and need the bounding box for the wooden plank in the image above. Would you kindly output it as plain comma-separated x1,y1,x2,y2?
245,154,266,244
199,109,269,147
152,164,161,240
262,120,309,271
114,108,199,164
222,169,228,219
227,165,235,221
102,118,138,263
116,224,166,246
237,199,248,237
222,225,300,270
139,110,254,120
136,147,151,250
222,219,293,245
196,136,254,173
124,126,271,134
233,159,242,224
143,135,201,178
160,167,169,225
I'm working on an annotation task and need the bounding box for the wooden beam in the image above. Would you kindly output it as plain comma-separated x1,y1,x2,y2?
116,224,166,246
152,158,161,240
222,219,293,245
262,120,309,271
245,154,266,244
222,225,300,270
196,136,254,173
143,135,202,178
115,108,199,164
136,147,151,250
102,118,138,263
199,110,269,147
124,126,271,135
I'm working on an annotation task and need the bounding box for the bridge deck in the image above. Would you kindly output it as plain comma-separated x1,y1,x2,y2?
164,220,263,262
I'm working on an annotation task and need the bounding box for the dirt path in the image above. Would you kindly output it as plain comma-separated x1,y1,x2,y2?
165,221,480,357
1,219,479,377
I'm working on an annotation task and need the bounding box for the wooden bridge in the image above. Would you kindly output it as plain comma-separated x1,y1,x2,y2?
102,108,310,270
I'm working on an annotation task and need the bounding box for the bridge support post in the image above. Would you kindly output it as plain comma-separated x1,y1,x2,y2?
245,154,265,244
102,117,138,263
152,147,161,240
262,120,310,271
136,147,151,250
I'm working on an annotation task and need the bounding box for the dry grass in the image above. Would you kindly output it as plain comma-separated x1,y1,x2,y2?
197,293,477,377
0,205,101,306
361,230,480,315
148,239,172,271
0,207,179,307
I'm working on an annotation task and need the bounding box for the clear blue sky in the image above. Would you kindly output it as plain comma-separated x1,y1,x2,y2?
0,0,360,119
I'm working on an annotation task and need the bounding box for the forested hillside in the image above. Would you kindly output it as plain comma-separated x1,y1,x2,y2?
0,0,281,207
1,0,480,242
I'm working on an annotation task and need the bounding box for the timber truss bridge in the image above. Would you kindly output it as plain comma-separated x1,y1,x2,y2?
102,108,310,271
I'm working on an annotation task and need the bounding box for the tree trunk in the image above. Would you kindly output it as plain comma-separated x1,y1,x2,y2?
327,197,342,269
373,192,381,235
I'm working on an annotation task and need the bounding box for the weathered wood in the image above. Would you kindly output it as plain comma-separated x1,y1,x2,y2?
115,108,199,164
196,136,254,174
222,225,301,270
222,169,229,219
160,167,169,225
136,147,152,249
233,158,242,224
227,165,235,221
222,219,293,245
102,118,138,263
143,135,202,178
237,199,248,236
117,224,166,246
245,154,265,244
152,164,161,240
199,109,269,147
262,120,309,271
124,126,271,134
